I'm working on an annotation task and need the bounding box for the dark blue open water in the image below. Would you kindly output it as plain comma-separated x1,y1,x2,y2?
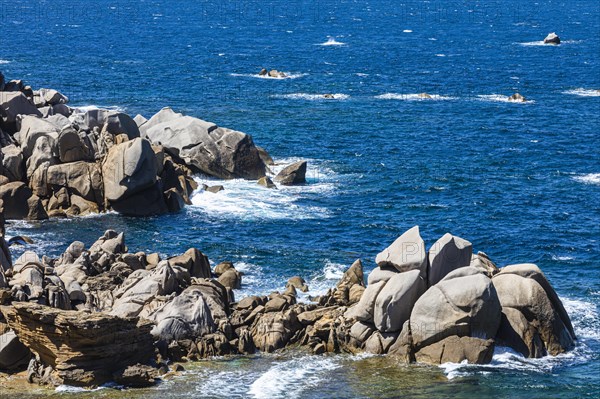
1,0,599,397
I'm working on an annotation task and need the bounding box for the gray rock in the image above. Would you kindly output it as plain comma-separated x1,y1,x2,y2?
38,88,69,106
373,270,427,333
102,138,157,202
70,108,140,139
143,108,266,180
0,92,41,126
257,176,277,189
0,182,45,220
149,286,216,341
508,93,526,103
415,336,495,365
168,248,211,279
274,161,307,185
1,144,24,182
544,32,560,44
57,127,92,163
364,331,398,354
218,268,242,289
493,263,575,356
427,233,472,286
367,265,398,285
344,280,386,323
46,161,104,204
410,266,501,350
375,226,427,273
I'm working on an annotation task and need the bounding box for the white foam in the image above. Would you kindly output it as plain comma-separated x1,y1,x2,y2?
195,369,251,397
72,104,126,113
403,29,413,33
0,59,10,64
230,72,307,80
573,173,600,185
375,93,456,101
248,356,340,399
295,260,347,302
273,93,350,101
562,297,600,340
551,255,574,261
435,54,446,57
563,88,600,97
318,37,346,46
440,296,600,380
189,158,336,221
476,94,535,104
56,382,120,392
518,41,555,47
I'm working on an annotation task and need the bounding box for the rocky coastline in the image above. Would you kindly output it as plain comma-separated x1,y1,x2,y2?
0,72,304,220
0,72,577,390
0,220,576,389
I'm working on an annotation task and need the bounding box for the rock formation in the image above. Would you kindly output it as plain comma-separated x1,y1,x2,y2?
544,32,561,45
0,195,576,386
0,73,297,220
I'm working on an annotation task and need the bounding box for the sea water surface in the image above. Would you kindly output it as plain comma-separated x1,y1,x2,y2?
1,0,599,397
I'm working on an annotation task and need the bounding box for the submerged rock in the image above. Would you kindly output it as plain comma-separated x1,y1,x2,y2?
543,32,561,44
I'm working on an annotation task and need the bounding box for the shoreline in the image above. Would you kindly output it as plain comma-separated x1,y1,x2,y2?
0,222,577,390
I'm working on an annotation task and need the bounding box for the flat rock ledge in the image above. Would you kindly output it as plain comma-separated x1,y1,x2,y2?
0,223,576,388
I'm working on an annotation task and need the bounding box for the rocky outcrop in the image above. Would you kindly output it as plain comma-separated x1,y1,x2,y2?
493,264,575,357
508,93,526,103
427,233,472,286
0,73,278,220
274,160,307,185
375,226,427,273
544,32,561,44
0,302,155,386
142,107,266,180
410,267,502,360
0,222,577,387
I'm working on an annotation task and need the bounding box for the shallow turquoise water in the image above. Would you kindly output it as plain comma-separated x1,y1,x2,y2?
1,0,599,397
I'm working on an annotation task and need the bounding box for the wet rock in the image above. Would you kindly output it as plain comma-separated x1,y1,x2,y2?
508,93,526,103
364,330,398,354
113,364,160,388
287,276,309,292
544,32,560,44
250,308,301,352
257,176,277,189
203,184,224,193
493,264,575,357
274,160,307,185
415,336,495,365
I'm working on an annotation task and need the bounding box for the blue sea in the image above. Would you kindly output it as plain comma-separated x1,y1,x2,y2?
2,0,599,397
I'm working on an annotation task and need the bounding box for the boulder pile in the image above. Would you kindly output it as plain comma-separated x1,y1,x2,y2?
0,222,576,388
0,72,304,219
